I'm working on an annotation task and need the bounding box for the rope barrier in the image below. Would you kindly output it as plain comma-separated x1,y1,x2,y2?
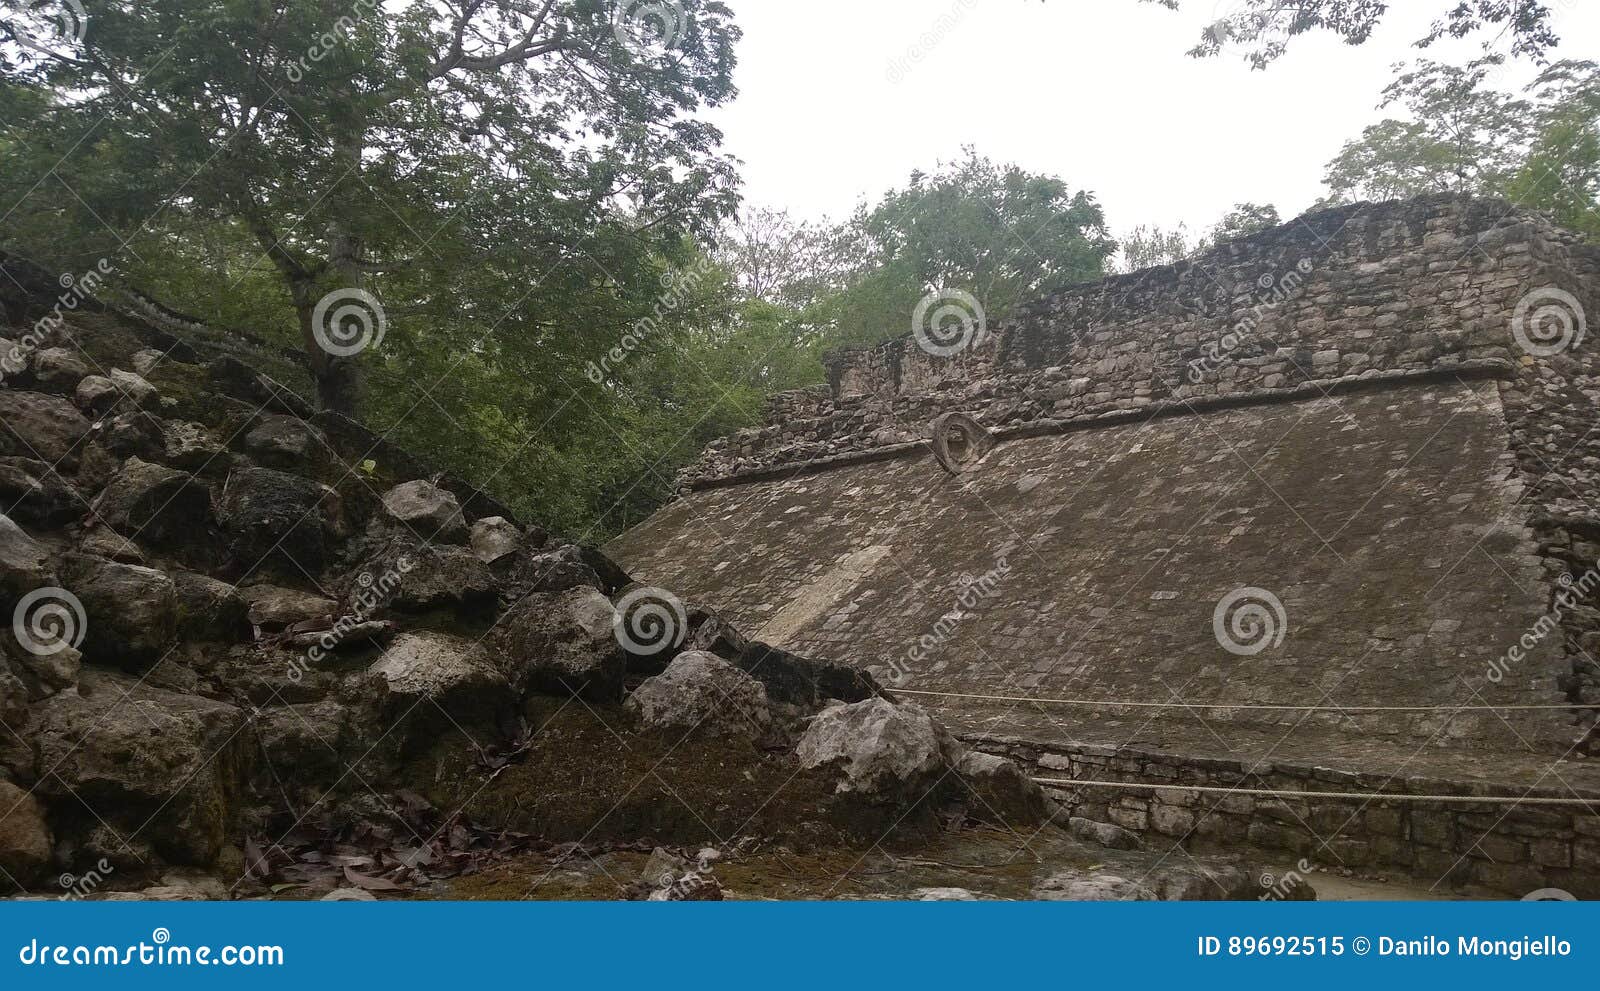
895,688,1600,713
1031,778,1600,807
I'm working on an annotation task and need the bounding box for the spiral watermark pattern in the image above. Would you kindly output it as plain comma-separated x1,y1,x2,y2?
614,1,687,56
151,927,171,945
611,586,687,657
10,0,88,55
1512,287,1586,358
12,587,87,656
912,289,988,358
311,288,387,357
1212,586,1287,656
1523,888,1577,901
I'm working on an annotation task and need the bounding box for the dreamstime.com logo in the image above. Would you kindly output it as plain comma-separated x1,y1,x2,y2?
913,289,987,358
614,0,687,56
8,0,87,55
1212,586,1287,656
1512,287,1586,358
12,587,87,657
17,929,285,967
312,288,387,357
1523,888,1578,901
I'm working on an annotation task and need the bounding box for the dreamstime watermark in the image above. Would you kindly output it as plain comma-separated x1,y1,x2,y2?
613,1,687,57
912,289,987,358
885,0,977,84
285,556,413,683
1212,586,1287,656
606,586,688,658
885,557,1011,684
284,0,379,82
7,0,87,55
17,929,285,967
1487,562,1599,685
585,256,717,383
57,860,114,902
311,288,387,357
1,258,114,386
1185,259,1314,384
12,587,87,657
1523,887,1577,901
1511,287,1586,358
1257,858,1317,902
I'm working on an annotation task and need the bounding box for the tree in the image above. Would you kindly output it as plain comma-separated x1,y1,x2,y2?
1323,60,1532,202
1113,202,1281,273
0,0,741,413
1115,224,1194,273
1502,60,1600,238
1207,202,1281,243
716,207,849,310
1140,0,1563,70
808,150,1114,348
1321,57,1599,238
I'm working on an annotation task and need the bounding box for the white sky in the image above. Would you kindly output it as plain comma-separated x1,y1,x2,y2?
711,0,1600,234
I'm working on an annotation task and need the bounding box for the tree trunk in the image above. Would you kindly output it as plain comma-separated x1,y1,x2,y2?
292,276,359,417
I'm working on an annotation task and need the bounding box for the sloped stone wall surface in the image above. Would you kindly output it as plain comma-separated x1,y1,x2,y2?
613,195,1600,897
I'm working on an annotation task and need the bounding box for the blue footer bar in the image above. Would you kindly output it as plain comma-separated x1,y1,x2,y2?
0,902,1593,987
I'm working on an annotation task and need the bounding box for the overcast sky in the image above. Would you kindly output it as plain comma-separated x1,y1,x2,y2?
710,0,1600,235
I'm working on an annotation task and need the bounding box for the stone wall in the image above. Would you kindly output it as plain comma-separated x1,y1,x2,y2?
682,195,1598,489
976,735,1600,900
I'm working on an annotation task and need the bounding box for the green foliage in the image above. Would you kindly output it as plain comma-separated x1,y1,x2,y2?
1113,202,1282,273
0,0,742,411
1322,58,1600,241
799,150,1113,349
1141,0,1562,70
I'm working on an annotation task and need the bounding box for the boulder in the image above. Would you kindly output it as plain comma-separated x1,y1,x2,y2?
171,571,249,642
160,421,226,474
0,513,54,601
350,541,494,615
90,457,212,546
469,516,521,566
796,698,945,798
97,411,163,461
0,457,81,526
254,700,357,783
5,633,81,700
239,584,336,631
0,336,28,380
205,357,312,418
1067,817,1143,851
366,633,513,741
1032,863,1258,902
32,669,249,866
0,391,91,463
61,554,177,666
626,651,774,741
950,749,1053,827
244,415,332,474
0,780,53,888
130,348,164,376
217,467,343,572
75,369,157,414
381,480,467,543
30,347,89,392
520,544,604,594
77,528,146,565
479,587,626,702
